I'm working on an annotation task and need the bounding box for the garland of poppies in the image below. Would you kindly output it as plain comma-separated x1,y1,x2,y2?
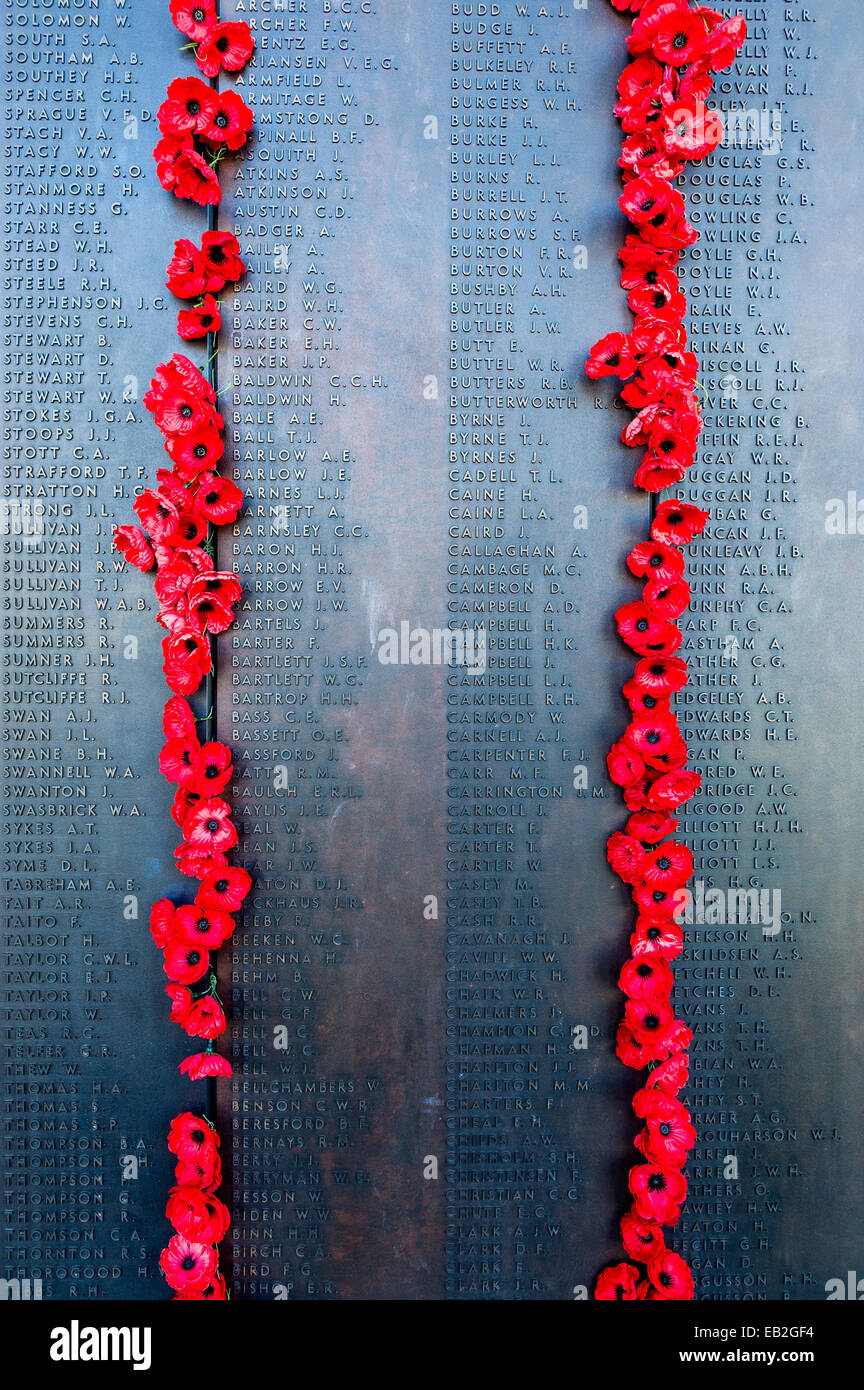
586,0,746,1302
112,0,256,1301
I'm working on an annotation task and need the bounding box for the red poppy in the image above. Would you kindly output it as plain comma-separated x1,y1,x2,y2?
651,498,709,546
178,295,222,340
615,601,682,657
171,787,203,829
651,11,711,66
152,384,214,438
595,1263,640,1301
183,994,227,1041
644,768,701,810
166,1185,230,1245
179,1051,233,1080
166,239,208,299
166,425,224,480
168,1112,220,1164
607,737,646,789
196,21,255,77
162,628,211,696
619,952,674,1002
691,15,747,72
621,681,672,719
616,1020,651,1069
159,735,202,786
193,473,244,525
630,914,683,962
113,524,155,571
634,880,687,919
133,488,180,544
200,230,246,288
160,1234,217,1294
190,741,233,795
634,455,688,493
663,99,724,160
629,1162,687,1225
163,939,210,986
606,832,648,886
198,90,254,152
621,1212,666,1263
585,331,637,380
624,712,682,762
647,1249,695,1300
643,577,691,619
153,133,195,192
175,844,229,880
175,1149,222,1192
626,808,677,844
642,840,693,890
196,866,252,913
633,1090,696,1167
150,898,178,950
184,798,238,853
188,587,236,636
175,904,235,950
174,1273,228,1301
166,983,193,1026
172,147,222,207
624,995,676,1047
170,0,217,42
645,1050,690,1096
158,77,215,139
631,653,689,697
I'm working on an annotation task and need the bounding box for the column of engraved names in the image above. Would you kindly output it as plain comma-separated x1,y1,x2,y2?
673,3,815,1299
219,0,375,1300
445,3,584,1299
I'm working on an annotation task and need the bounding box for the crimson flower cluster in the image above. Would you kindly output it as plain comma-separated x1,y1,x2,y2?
113,1,256,1302
590,0,745,1303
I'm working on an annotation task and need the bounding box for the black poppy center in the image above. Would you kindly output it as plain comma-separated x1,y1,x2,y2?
647,1172,666,1190
647,926,661,941
180,404,193,418
657,857,670,871
188,100,201,116
659,1123,672,1136
214,879,228,893
206,819,220,834
194,444,208,458
636,619,649,632
673,31,688,50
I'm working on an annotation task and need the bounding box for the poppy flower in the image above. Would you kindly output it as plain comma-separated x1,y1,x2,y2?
651,499,709,547
625,712,682,762
691,15,747,72
172,147,222,207
642,840,693,891
634,455,688,493
166,983,193,1025
166,239,208,299
175,1149,222,1192
198,90,254,152
196,866,252,913
615,602,682,658
163,628,211,696
643,578,691,619
113,524,155,571
152,385,214,438
634,1091,696,1167
160,1234,217,1294
652,10,711,66
174,844,229,880
630,914,683,962
175,904,235,950
200,230,246,288
157,77,215,139
163,939,211,986
626,809,678,844
606,832,648,886
647,1250,695,1300
196,20,255,77
595,1263,640,1301
619,952,674,1003
629,1162,687,1225
179,1051,233,1080
190,741,233,795
170,0,217,42
188,587,235,635
184,798,238,853
171,787,203,829
193,473,245,525
175,1273,228,1301
620,174,679,226
159,735,202,786
607,738,646,789
644,768,702,810
166,1185,230,1245
183,994,227,1041
631,653,689,698
616,1020,652,1069
663,99,724,160
645,1051,690,1096
620,1213,666,1263
166,425,224,480
619,128,683,184
621,681,672,718
133,488,180,544
178,295,222,340
634,880,687,919
168,1112,220,1164
153,133,195,192
585,331,637,380
150,898,178,949
624,995,675,1047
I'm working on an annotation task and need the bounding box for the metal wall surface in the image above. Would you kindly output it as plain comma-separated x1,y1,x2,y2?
1,0,862,1301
